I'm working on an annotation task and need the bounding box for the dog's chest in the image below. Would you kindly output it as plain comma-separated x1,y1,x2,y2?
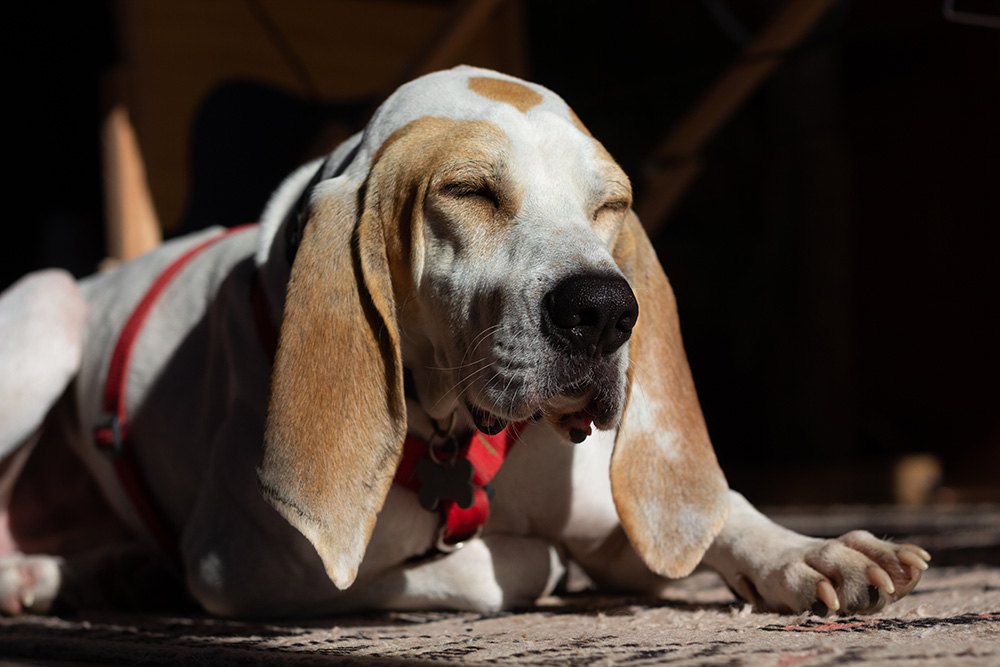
395,412,621,546
490,425,621,541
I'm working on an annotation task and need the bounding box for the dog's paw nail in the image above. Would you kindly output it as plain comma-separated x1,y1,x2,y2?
816,579,840,614
898,549,929,571
867,566,895,595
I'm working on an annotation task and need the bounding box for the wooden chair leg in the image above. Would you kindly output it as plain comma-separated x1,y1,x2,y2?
101,68,161,263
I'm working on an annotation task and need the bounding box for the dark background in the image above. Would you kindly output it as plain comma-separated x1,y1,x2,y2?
4,1,998,505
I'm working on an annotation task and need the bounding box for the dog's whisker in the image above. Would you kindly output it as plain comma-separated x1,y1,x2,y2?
456,324,502,370
427,361,496,413
465,324,502,357
426,357,491,373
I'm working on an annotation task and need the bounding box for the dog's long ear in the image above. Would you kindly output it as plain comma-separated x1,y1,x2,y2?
257,175,406,590
609,211,729,579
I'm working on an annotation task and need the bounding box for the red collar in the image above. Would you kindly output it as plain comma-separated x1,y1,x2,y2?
393,421,523,552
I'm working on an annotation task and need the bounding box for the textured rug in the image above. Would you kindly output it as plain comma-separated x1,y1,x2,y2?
1,505,998,666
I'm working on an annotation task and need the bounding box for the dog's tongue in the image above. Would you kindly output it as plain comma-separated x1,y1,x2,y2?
471,405,507,435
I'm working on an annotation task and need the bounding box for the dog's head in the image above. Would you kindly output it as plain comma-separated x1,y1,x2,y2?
257,66,728,589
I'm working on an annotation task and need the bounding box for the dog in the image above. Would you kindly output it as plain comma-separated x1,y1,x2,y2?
0,66,928,617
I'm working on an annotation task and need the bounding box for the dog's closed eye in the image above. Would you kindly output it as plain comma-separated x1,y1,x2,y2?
442,181,501,210
594,199,630,221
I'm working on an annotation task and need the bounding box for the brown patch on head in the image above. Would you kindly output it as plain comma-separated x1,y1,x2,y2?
468,76,543,113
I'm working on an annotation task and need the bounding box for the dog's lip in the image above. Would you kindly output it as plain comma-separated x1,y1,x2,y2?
466,401,509,435
465,381,608,440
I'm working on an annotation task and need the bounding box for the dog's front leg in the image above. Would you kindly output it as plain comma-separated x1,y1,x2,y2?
702,490,929,615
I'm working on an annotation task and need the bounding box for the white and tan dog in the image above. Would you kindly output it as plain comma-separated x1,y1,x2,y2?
0,66,928,617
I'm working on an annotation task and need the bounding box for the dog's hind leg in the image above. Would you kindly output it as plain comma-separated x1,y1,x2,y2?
0,270,89,613
0,543,188,615
0,269,88,461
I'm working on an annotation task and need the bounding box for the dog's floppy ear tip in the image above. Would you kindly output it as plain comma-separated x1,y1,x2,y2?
258,478,364,590
313,542,362,590
633,495,729,580
613,466,729,579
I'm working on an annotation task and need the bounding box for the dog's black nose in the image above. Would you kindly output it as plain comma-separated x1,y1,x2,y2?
542,273,638,356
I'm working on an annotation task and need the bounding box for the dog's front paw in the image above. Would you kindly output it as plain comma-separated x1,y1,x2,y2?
732,530,930,616
0,554,62,615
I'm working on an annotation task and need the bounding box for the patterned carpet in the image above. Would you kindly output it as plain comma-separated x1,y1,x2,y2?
1,505,997,666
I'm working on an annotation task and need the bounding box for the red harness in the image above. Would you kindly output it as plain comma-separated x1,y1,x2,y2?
94,224,517,560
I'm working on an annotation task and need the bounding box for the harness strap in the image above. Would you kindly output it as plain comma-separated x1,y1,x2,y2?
94,225,256,560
